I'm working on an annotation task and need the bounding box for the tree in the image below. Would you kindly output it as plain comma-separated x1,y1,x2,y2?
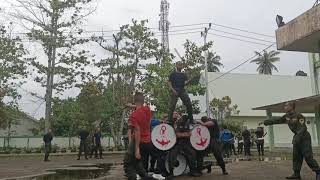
207,51,223,72
209,96,240,123
91,19,160,148
77,81,104,131
296,70,307,76
51,98,82,137
250,50,280,75
0,24,28,127
222,120,244,135
121,19,160,91
143,40,220,117
8,0,95,132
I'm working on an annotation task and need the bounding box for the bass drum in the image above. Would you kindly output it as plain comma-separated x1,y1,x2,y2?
151,124,176,151
165,153,188,176
190,125,211,151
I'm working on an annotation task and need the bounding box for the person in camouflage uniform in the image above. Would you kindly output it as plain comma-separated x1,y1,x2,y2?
260,102,320,179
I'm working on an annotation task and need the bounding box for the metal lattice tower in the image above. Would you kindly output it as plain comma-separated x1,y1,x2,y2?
159,0,170,54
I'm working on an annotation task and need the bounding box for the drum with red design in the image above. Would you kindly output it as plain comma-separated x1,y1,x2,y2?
151,124,176,151
190,125,211,151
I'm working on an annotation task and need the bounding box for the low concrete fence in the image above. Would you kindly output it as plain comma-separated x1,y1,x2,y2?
0,136,116,148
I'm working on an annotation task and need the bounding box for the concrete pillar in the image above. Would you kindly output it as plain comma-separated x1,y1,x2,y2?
266,109,274,151
308,53,320,95
309,53,320,146
315,105,320,146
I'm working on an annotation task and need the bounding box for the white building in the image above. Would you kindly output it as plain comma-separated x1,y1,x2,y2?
0,114,39,137
194,72,318,147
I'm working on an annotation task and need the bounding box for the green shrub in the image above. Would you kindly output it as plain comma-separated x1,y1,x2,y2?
70,146,77,152
51,144,59,153
61,148,67,153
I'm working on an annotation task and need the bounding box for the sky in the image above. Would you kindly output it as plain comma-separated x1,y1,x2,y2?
0,0,316,119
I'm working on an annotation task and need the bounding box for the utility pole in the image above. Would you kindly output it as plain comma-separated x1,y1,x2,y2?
201,23,212,118
159,0,170,64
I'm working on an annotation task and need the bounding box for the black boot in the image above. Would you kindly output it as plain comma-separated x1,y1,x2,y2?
316,170,320,180
286,172,301,179
188,170,202,177
165,171,174,180
222,167,228,175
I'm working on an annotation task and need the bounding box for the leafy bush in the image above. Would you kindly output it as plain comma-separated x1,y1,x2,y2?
70,146,77,152
51,144,59,153
222,119,244,134
60,148,67,153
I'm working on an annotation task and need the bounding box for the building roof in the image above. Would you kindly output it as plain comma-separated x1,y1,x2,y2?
253,94,320,113
196,72,312,117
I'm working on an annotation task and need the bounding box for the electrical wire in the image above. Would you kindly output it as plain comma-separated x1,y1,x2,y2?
208,33,272,46
212,23,275,38
206,43,276,85
211,29,276,43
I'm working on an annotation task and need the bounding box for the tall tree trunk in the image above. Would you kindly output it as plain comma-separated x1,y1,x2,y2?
109,117,119,149
116,109,127,148
129,57,139,92
45,57,52,133
44,11,58,133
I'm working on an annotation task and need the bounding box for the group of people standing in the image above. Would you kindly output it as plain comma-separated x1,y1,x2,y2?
42,127,103,162
44,61,320,180
219,126,266,158
77,128,103,160
123,92,229,180
124,62,229,180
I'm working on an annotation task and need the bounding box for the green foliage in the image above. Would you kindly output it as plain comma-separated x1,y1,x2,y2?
207,52,223,72
143,39,221,117
51,98,82,136
210,96,240,123
78,81,104,130
250,50,280,75
91,19,161,147
222,119,244,135
143,58,174,118
0,24,28,127
9,0,95,131
176,100,201,115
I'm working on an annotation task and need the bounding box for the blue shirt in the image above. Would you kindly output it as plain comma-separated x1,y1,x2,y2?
94,132,101,144
220,129,232,143
150,119,160,130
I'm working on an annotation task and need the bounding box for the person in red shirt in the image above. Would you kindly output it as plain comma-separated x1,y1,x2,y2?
123,92,155,180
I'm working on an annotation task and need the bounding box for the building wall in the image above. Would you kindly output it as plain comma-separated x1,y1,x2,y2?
0,136,115,148
229,116,318,147
199,73,312,117
0,118,39,136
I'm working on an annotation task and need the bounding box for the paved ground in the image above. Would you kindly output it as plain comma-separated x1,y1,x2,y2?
0,154,123,179
107,159,317,180
0,154,318,180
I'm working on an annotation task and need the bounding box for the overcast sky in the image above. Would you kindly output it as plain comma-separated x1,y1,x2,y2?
1,0,316,118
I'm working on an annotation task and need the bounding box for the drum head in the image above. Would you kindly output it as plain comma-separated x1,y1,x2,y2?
151,124,176,151
165,154,187,176
190,125,211,151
